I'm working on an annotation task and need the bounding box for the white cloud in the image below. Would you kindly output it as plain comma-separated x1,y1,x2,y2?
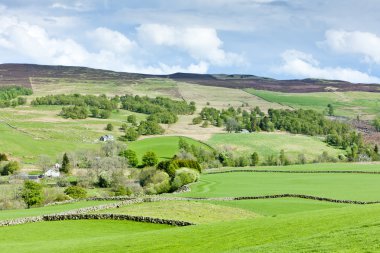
0,12,211,74
277,49,380,83
50,2,87,11
322,30,380,64
137,24,244,66
88,27,136,54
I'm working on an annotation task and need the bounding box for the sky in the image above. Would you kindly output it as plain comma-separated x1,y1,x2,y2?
1,0,380,83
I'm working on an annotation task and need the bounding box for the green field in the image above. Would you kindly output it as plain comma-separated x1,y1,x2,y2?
95,200,257,224
207,132,343,162
1,204,380,252
0,200,118,220
128,136,212,161
179,172,380,201
246,89,380,119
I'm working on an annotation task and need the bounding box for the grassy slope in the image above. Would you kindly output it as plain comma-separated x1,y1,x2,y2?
1,204,380,252
0,201,118,220
206,162,380,172
179,172,380,201
246,89,380,119
207,132,343,161
128,136,212,161
94,200,257,224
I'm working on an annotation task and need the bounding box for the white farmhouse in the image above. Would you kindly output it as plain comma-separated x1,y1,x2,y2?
44,169,60,178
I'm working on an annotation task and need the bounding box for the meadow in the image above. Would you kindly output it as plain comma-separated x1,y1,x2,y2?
207,132,343,162
179,171,380,201
127,136,212,161
246,89,380,119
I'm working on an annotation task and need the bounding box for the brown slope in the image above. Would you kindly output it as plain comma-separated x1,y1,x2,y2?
1,63,380,93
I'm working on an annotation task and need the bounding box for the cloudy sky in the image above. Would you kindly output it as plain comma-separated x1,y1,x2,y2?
1,0,380,83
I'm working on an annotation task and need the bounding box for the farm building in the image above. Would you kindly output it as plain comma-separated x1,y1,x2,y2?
100,135,114,142
44,169,60,178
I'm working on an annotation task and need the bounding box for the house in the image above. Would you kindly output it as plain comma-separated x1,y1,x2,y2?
240,129,250,134
44,169,60,178
100,134,114,142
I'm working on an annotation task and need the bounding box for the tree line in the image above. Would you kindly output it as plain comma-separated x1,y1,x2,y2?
0,86,32,108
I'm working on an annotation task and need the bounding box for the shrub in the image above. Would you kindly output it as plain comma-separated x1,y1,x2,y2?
105,123,114,131
171,168,199,191
21,181,44,208
142,151,158,167
1,161,20,175
156,159,201,177
0,153,8,161
97,174,111,188
64,186,87,199
119,149,139,167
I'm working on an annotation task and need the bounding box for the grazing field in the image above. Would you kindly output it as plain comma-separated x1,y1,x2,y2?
206,198,348,216
179,172,380,201
0,201,118,220
1,204,380,252
94,200,257,224
128,136,212,161
246,89,380,119
207,132,343,162
206,162,380,172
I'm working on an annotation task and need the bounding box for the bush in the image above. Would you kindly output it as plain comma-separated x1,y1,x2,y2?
119,149,139,167
64,186,87,199
105,123,114,131
157,159,201,177
171,168,199,191
125,127,140,141
142,151,158,167
0,153,8,161
21,181,44,208
1,161,20,175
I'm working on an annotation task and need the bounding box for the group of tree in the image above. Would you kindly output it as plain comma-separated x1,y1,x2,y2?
120,95,196,124
0,86,32,108
123,120,164,141
32,94,118,119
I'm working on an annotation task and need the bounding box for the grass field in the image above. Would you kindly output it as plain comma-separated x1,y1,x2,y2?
207,132,343,162
206,162,380,172
1,204,380,252
246,89,380,119
94,200,257,224
179,172,380,201
0,201,118,220
128,136,212,161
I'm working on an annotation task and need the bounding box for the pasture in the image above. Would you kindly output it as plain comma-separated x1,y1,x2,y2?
179,171,380,201
127,136,212,161
246,89,380,119
206,132,343,162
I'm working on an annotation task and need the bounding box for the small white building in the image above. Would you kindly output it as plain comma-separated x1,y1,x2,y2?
100,135,114,142
44,169,60,178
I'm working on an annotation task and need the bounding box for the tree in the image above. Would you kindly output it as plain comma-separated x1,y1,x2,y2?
327,104,334,116
250,152,259,166
142,151,158,167
100,110,111,119
21,181,44,208
375,145,379,154
178,138,191,152
120,149,139,167
125,127,139,141
1,161,20,175
127,114,137,126
225,118,239,132
61,153,71,174
0,153,8,161
105,123,114,131
64,186,87,199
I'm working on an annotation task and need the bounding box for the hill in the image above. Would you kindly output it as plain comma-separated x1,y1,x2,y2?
1,63,380,93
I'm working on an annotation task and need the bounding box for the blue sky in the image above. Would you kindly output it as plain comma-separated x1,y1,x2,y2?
1,0,380,83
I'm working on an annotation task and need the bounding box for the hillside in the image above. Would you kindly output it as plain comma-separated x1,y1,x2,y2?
1,63,380,93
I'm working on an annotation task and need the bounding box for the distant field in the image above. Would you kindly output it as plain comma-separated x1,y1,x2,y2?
246,89,380,119
94,200,257,224
128,136,212,161
206,132,343,162
207,198,347,216
206,162,380,172
179,172,380,201
0,201,118,220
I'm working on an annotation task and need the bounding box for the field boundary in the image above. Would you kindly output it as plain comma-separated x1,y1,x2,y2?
205,169,380,175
